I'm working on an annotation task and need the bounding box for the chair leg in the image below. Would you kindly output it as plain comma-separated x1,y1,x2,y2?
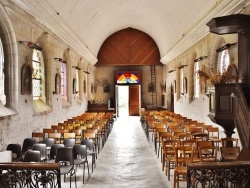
83,163,85,184
87,161,90,177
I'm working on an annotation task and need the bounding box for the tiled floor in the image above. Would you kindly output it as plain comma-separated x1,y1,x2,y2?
62,116,176,188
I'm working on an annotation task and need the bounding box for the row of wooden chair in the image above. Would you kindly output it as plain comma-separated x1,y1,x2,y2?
141,109,241,188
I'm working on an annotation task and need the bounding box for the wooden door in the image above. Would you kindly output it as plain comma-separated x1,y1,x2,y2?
129,85,140,116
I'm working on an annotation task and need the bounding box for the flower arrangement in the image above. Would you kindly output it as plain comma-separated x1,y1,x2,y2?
197,65,236,85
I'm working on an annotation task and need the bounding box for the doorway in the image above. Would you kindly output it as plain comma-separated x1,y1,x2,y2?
116,85,141,117
117,86,129,117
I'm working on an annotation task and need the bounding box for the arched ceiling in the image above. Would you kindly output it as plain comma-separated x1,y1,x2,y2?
9,0,250,65
97,28,161,66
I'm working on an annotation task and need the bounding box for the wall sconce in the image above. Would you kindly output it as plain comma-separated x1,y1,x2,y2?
168,70,175,73
83,70,90,74
54,58,67,64
72,66,81,70
52,91,57,95
19,41,43,51
194,56,208,62
178,65,188,69
180,93,185,96
215,43,236,53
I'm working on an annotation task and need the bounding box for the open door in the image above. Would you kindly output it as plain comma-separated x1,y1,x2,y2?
129,85,140,116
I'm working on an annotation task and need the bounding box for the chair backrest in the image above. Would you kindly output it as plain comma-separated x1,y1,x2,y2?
221,137,238,147
63,138,76,147
198,145,218,162
73,144,87,159
6,144,22,162
71,129,82,136
83,132,96,139
55,147,74,165
42,138,55,147
63,132,76,139
49,144,64,160
220,146,240,161
22,138,37,154
193,133,209,141
48,133,62,144
207,127,219,139
23,150,41,162
32,143,46,156
43,128,55,133
196,140,214,157
57,129,69,134
175,146,194,167
32,132,45,142
81,139,95,151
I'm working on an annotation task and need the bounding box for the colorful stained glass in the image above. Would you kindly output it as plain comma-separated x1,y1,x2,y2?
115,71,140,84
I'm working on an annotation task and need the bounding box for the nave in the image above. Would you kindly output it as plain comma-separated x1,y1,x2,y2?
62,116,170,188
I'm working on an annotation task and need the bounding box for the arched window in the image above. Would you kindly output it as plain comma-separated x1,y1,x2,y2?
218,49,230,73
32,49,45,100
61,62,67,100
194,61,200,98
180,68,184,94
75,69,79,98
0,38,5,106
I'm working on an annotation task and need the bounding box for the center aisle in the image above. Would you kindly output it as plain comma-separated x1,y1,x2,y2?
83,116,168,188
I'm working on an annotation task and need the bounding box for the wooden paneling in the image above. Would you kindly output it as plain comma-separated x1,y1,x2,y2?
96,28,161,66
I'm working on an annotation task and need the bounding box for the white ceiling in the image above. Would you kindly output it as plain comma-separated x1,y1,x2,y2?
10,0,250,65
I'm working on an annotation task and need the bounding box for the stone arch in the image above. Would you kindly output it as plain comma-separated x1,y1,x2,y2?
0,4,18,115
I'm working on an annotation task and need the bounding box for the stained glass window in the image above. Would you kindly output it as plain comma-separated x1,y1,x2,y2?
0,38,6,105
180,68,184,94
115,71,141,84
32,49,43,100
61,62,67,97
218,49,230,73
75,69,79,97
194,61,200,98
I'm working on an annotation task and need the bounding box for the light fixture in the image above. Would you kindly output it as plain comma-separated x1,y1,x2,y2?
194,56,208,62
19,41,43,51
168,70,175,73
178,65,188,69
83,70,90,74
54,58,67,64
215,43,236,53
72,66,81,70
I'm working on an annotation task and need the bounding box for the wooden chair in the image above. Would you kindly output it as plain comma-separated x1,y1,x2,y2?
220,146,240,161
221,137,238,147
48,133,62,144
154,127,168,156
196,140,214,157
173,146,194,188
71,129,83,144
43,128,55,137
207,127,221,147
51,125,63,131
162,139,177,180
198,145,218,162
57,129,69,134
32,132,45,143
